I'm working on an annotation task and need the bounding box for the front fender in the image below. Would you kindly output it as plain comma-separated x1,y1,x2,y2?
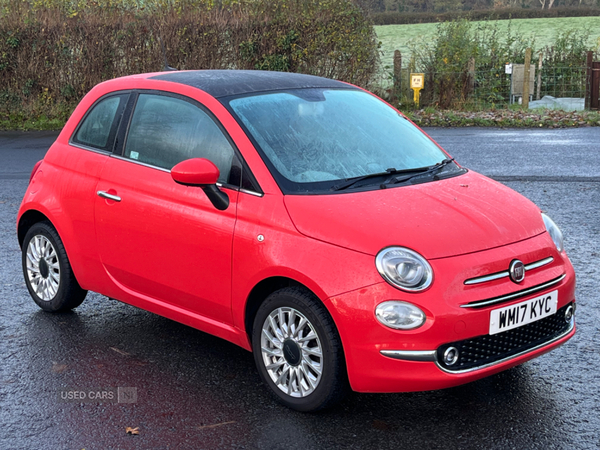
231,191,381,334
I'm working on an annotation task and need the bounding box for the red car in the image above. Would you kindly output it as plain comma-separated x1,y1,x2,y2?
17,70,576,412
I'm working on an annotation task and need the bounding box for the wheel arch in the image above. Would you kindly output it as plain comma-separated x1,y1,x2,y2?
247,278,350,410
18,210,51,249
244,276,316,344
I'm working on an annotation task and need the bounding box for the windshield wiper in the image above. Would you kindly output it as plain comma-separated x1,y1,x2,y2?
388,158,455,186
331,159,455,192
331,166,431,192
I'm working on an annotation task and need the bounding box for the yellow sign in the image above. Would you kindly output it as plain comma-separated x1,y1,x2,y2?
410,73,425,107
410,73,424,89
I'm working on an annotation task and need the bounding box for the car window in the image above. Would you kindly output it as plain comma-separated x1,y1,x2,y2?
124,93,235,184
73,94,127,151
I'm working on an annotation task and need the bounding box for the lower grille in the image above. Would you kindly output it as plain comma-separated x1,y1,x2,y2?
437,303,573,372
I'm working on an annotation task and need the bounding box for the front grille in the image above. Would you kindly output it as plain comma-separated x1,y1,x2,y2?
437,303,573,372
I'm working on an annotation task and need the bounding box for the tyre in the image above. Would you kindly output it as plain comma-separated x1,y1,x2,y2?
22,221,87,312
252,287,348,412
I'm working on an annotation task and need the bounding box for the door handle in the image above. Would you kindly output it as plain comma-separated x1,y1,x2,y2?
97,191,122,202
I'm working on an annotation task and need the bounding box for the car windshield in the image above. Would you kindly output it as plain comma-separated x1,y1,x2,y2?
228,88,451,193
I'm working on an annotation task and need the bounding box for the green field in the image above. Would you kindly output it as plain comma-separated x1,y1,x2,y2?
375,16,600,71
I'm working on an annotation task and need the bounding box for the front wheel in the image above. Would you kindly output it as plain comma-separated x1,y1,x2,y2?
22,221,87,312
252,287,348,412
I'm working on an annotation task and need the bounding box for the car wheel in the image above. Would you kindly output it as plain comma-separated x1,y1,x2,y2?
22,221,87,312
252,287,348,412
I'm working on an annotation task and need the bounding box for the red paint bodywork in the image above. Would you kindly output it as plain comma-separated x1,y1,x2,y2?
17,72,576,393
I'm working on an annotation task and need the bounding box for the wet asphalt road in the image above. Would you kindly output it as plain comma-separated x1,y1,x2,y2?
1,128,599,449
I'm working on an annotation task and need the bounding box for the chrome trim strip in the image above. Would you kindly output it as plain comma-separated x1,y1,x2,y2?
464,270,508,285
460,274,566,308
70,143,112,156
464,257,554,286
525,256,554,271
109,156,258,195
380,350,437,362
435,319,575,374
110,155,171,173
239,188,264,197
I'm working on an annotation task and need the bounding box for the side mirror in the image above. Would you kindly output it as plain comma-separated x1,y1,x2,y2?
171,158,229,211
171,158,219,186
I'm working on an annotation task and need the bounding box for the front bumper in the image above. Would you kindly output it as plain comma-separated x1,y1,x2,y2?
355,323,575,393
382,303,574,373
325,233,576,393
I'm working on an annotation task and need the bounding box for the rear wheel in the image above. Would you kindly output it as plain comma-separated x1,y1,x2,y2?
22,221,87,312
252,287,348,412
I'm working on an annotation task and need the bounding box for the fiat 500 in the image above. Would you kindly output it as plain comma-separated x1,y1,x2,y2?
17,70,576,411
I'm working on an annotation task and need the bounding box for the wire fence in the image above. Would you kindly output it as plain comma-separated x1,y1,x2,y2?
377,59,590,110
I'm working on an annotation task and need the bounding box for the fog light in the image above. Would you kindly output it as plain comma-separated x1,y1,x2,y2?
564,305,574,322
443,347,459,366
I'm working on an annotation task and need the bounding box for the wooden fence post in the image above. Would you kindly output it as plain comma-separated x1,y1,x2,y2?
585,51,593,110
536,52,543,100
523,48,531,109
408,55,416,102
466,57,475,98
393,50,402,104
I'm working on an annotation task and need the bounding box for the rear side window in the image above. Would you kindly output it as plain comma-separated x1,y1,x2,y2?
73,94,127,151
123,93,235,184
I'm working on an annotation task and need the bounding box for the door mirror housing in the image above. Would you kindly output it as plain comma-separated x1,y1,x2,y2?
171,158,220,186
171,158,229,211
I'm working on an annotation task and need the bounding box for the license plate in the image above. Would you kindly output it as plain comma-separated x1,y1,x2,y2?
489,290,558,335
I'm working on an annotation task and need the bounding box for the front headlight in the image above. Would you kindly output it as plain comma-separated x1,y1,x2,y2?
375,247,433,292
542,213,564,252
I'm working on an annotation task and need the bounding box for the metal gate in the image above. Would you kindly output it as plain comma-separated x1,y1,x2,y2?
586,52,599,110
592,62,600,110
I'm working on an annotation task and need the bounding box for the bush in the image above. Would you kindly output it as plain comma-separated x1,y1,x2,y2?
400,18,598,109
0,0,379,127
408,19,535,107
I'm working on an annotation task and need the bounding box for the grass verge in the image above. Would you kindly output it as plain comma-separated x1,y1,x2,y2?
0,115,68,131
402,108,600,128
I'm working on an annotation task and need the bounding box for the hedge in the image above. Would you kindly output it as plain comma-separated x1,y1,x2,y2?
0,0,379,125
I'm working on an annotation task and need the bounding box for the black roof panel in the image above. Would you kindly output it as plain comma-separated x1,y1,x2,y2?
149,70,354,98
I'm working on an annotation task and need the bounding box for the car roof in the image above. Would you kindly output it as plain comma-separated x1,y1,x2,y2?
147,70,355,98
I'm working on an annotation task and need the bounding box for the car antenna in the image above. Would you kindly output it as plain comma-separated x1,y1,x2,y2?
159,37,178,71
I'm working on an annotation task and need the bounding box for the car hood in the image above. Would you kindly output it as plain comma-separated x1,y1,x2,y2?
283,171,545,259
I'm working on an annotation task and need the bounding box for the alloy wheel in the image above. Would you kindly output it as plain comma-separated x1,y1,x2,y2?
26,235,60,301
260,307,323,398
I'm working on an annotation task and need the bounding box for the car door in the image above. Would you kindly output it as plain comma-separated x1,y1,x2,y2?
55,91,129,289
94,91,241,325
